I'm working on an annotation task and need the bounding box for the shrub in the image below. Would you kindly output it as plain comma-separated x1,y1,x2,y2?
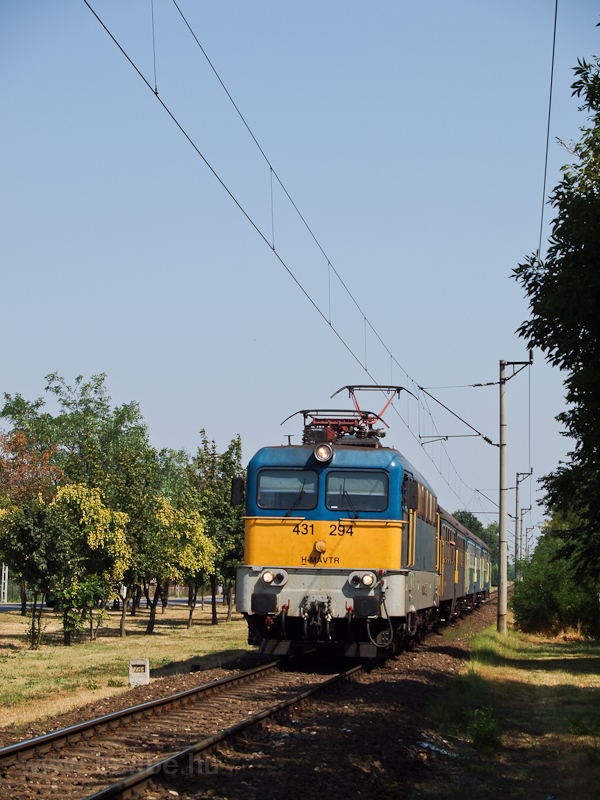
511,537,598,635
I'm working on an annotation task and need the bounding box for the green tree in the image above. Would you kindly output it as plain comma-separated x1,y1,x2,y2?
2,374,166,634
513,55,600,580
452,510,485,539
1,373,149,491
137,496,215,634
192,431,245,624
0,499,53,645
0,484,131,645
511,513,597,634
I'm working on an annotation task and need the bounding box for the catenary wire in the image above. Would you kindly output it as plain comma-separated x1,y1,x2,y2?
167,0,502,504
85,0,493,513
538,0,559,258
151,0,158,94
82,0,370,376
171,0,402,352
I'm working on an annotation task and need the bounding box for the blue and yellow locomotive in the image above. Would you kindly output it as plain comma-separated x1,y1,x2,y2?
236,388,491,657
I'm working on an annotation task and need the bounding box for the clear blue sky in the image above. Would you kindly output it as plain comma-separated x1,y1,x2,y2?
1,1,598,549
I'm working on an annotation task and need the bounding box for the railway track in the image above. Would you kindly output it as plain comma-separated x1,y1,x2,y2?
0,658,358,800
0,594,497,799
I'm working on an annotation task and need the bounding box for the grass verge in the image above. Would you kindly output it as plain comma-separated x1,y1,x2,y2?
0,603,253,729
423,619,600,799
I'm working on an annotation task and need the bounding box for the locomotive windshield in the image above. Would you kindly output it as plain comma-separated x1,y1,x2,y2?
257,469,318,510
326,470,388,512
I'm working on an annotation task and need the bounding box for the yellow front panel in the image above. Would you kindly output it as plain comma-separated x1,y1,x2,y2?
244,517,405,569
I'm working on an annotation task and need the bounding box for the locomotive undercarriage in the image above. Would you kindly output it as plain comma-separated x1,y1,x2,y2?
236,565,467,658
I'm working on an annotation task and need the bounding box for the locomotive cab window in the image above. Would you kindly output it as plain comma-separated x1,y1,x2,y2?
257,469,318,510
326,471,388,512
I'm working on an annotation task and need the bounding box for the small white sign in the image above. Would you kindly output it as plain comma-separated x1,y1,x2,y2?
129,658,150,686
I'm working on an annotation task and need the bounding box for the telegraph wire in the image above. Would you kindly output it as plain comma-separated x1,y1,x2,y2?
84,0,492,514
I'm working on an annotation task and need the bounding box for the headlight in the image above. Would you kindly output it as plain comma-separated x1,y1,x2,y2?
260,569,289,586
348,571,376,589
314,443,333,463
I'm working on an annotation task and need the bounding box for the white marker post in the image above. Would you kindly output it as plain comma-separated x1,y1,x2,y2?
129,658,150,686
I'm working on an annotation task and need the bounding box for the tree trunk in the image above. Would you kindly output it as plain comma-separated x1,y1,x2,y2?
89,609,95,641
226,579,233,622
30,591,39,648
63,610,71,646
201,583,205,611
35,599,43,647
131,584,142,616
210,575,218,625
120,587,129,637
145,581,162,634
187,581,198,630
20,581,28,617
161,579,170,615
143,581,152,610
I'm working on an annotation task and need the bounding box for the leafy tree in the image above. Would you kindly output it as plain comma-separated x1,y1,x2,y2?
137,496,215,634
0,499,53,645
0,428,63,615
2,374,163,634
511,512,598,634
1,373,148,490
192,431,245,624
0,484,131,645
452,510,485,539
0,429,62,508
48,484,131,643
513,55,600,580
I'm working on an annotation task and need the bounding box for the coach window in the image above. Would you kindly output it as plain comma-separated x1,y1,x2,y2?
257,469,318,511
326,471,389,512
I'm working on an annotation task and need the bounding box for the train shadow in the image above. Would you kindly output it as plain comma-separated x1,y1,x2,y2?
149,649,268,679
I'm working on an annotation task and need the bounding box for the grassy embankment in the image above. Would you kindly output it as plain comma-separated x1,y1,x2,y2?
425,618,600,799
0,603,252,730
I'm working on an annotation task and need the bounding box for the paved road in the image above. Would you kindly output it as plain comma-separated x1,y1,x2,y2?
0,596,225,613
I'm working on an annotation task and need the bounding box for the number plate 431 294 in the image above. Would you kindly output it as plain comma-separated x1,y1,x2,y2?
292,522,354,536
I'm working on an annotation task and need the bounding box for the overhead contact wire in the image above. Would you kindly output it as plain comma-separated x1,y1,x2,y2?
83,0,375,378
169,0,406,360
538,0,559,258
151,0,158,94
87,0,489,513
168,0,495,505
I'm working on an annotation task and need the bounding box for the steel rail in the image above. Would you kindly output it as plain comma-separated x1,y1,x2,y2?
0,660,279,768
85,663,364,799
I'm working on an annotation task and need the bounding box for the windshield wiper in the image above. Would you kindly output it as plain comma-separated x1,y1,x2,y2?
284,482,306,517
343,485,360,519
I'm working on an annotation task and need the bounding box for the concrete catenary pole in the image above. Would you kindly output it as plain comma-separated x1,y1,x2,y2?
514,474,520,583
498,360,508,635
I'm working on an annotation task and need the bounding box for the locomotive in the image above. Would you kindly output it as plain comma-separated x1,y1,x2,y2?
236,387,491,657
